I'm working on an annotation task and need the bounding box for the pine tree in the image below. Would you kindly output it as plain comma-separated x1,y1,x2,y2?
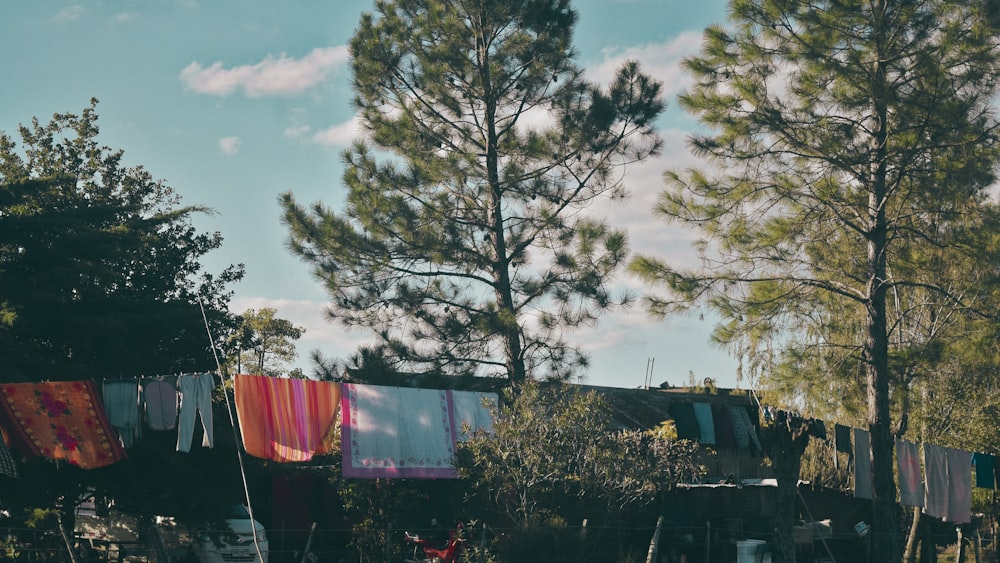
631,1,1000,560
282,0,664,384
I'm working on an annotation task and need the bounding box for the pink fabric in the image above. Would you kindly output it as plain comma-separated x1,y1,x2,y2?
341,383,458,479
896,439,923,507
234,374,340,463
0,380,126,469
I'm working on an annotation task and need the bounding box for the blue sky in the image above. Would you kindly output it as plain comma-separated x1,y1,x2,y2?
1,0,744,389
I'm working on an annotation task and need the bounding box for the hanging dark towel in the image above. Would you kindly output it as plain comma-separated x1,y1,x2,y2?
668,403,701,441
835,424,852,454
712,403,737,448
973,452,996,489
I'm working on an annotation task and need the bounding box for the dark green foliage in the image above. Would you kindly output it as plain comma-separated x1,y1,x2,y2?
0,99,244,381
457,381,704,560
631,2,1000,561
282,0,664,383
0,100,245,549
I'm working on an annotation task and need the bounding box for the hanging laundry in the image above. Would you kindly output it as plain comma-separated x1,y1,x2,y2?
176,373,215,452
669,403,700,441
854,428,873,499
0,428,19,478
727,405,750,449
143,377,179,431
234,374,340,462
711,403,736,448
692,402,716,445
896,439,923,507
341,383,459,479
945,447,972,524
0,380,126,469
728,405,762,452
923,443,948,519
972,452,995,489
448,390,497,442
102,380,142,448
834,424,852,453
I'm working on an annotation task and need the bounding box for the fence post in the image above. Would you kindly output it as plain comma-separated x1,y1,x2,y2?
387,523,393,563
646,515,663,563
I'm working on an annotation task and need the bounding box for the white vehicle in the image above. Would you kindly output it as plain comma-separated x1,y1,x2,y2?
192,504,269,563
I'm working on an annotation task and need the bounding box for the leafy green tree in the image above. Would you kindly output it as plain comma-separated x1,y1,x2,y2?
0,100,245,548
227,307,305,376
282,0,665,384
458,381,703,560
630,2,1000,561
0,99,244,381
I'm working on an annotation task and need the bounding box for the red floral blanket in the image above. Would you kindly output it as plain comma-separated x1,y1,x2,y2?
0,380,126,469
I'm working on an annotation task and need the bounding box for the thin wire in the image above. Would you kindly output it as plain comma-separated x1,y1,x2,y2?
199,298,265,563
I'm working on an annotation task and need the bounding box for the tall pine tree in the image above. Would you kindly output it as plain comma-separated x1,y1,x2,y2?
631,1,1000,560
282,0,664,383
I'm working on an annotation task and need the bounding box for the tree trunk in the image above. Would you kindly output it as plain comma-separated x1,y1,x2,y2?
760,413,816,563
904,507,920,563
866,3,901,560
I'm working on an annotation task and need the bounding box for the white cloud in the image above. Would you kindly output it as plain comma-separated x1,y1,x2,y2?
179,45,349,97
53,5,84,23
218,136,241,155
585,31,703,97
311,116,363,146
112,12,138,23
284,124,312,139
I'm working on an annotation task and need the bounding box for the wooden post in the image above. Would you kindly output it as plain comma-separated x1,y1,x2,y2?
386,523,393,563
646,515,664,563
299,522,317,563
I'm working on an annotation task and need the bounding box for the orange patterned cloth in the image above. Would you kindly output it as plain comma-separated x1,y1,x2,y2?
234,374,340,462
0,380,126,469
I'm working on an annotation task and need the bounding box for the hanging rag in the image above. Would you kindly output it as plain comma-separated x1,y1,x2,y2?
729,405,762,452
176,373,215,452
834,424,852,454
234,374,341,462
0,380,126,469
448,390,497,441
923,443,948,519
143,377,179,431
896,439,923,507
341,383,459,479
727,405,751,449
669,403,701,441
854,428,873,500
946,447,972,523
102,380,141,448
711,403,736,448
973,452,996,489
692,402,716,445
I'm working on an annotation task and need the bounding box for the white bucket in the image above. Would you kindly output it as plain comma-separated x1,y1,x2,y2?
736,539,767,563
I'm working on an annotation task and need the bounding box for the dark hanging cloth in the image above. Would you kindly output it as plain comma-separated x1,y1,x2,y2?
712,403,737,448
834,424,852,454
669,403,701,441
973,452,996,489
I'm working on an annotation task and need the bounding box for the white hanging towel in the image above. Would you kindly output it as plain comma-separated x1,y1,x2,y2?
449,390,497,441
341,383,459,479
896,439,923,507
945,447,972,523
923,443,948,519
